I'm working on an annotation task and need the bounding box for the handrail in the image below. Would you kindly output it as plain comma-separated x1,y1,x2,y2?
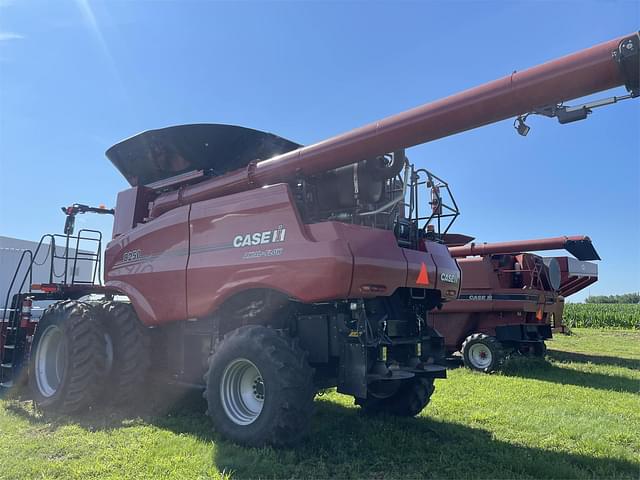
1,231,104,322
70,229,103,285
1,249,33,323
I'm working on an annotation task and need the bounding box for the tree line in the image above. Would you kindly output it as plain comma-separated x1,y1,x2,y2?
585,293,640,304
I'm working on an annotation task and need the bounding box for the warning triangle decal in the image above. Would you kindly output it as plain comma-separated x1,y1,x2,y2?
416,262,430,286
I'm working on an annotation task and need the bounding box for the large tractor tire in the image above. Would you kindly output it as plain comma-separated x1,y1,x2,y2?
28,300,106,413
355,376,435,417
204,325,315,447
517,341,548,358
532,341,547,357
96,301,150,406
461,333,505,373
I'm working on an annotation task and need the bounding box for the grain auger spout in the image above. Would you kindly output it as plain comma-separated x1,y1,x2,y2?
449,235,601,262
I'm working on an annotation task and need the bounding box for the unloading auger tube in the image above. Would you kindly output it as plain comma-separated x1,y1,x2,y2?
449,235,601,261
148,32,639,218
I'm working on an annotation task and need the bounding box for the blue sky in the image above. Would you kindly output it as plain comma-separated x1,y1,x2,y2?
0,0,638,301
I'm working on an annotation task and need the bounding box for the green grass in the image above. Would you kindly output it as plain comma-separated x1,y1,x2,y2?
1,328,639,479
564,303,640,329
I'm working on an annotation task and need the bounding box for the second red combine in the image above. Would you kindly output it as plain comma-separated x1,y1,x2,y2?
430,235,600,372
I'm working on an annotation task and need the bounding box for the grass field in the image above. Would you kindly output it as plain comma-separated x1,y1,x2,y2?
563,303,640,329
1,328,638,479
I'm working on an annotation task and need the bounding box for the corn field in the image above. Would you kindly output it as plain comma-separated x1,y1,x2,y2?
563,303,640,329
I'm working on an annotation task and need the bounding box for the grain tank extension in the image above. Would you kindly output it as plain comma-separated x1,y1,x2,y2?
1,32,637,447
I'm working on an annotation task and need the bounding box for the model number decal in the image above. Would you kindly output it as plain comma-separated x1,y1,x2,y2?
242,248,284,259
233,225,286,248
440,272,458,283
122,249,143,263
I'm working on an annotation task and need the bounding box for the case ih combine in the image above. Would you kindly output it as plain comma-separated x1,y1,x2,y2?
430,235,600,372
1,32,638,447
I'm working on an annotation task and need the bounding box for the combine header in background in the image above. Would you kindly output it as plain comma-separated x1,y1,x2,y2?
430,236,600,372
1,32,637,447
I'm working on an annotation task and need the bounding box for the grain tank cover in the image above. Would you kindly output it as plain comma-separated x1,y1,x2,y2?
106,124,302,187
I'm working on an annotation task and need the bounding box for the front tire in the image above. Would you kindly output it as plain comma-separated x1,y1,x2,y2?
204,325,315,447
461,333,504,373
28,300,106,413
355,377,435,416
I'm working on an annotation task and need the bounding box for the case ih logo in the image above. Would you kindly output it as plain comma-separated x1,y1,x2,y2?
468,294,493,301
233,225,286,248
440,272,459,284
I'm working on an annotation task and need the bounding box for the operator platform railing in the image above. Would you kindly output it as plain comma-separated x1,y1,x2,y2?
1,230,103,323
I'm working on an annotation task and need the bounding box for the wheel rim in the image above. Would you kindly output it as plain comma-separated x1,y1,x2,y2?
468,343,492,369
35,325,67,397
220,358,264,426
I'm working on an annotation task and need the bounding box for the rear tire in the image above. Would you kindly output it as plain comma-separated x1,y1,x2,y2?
204,325,315,447
356,376,435,416
28,300,106,413
96,301,150,406
517,341,547,358
461,333,504,373
532,341,547,358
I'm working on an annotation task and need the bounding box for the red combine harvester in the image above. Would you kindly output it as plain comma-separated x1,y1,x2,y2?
429,236,600,372
1,32,637,447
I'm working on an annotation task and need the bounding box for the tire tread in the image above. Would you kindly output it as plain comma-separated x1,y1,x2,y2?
96,301,150,405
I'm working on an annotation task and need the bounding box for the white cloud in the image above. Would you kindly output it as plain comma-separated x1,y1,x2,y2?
0,32,24,41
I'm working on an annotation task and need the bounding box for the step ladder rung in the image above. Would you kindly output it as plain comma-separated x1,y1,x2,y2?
3,345,15,349
0,381,14,388
0,363,12,368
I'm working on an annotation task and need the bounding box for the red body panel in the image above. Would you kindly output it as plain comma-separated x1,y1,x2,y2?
105,184,461,326
105,206,190,325
186,184,353,320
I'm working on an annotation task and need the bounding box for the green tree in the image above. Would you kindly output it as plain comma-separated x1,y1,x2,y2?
585,293,640,304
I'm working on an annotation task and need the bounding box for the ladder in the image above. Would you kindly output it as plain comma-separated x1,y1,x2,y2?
0,293,31,389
